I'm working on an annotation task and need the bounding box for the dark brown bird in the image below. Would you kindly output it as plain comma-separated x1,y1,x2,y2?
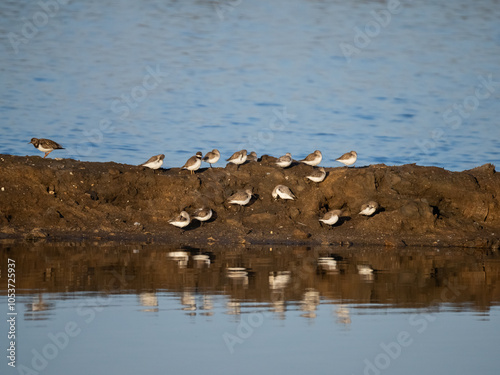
29,138,64,158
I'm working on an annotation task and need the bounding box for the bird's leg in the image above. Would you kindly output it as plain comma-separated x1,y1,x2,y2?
44,151,51,158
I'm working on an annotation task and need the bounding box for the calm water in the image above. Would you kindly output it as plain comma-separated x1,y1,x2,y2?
1,244,500,375
1,0,500,171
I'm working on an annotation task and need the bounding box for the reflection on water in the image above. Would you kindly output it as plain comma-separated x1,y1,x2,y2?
138,292,158,313
335,304,352,326
24,294,56,321
2,243,499,316
1,243,500,375
300,289,321,319
167,251,190,268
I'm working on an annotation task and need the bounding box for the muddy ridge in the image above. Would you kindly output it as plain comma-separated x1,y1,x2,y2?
1,154,499,248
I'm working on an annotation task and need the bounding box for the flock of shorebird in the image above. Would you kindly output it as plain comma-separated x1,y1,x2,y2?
29,137,379,231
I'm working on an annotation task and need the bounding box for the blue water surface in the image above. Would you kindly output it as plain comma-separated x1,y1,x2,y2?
1,0,499,170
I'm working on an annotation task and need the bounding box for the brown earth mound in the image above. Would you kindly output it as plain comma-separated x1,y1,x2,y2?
0,154,499,248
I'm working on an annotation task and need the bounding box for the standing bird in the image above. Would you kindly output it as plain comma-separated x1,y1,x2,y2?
140,154,165,170
202,149,220,168
272,185,296,200
319,210,343,226
182,152,202,174
29,138,64,158
276,153,292,168
359,201,379,216
227,188,253,207
192,207,213,225
168,211,191,229
300,150,322,166
247,151,258,162
336,151,357,166
226,149,247,168
306,167,327,183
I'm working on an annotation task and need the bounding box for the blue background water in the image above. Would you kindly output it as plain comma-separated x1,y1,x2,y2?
4,294,499,375
1,0,499,171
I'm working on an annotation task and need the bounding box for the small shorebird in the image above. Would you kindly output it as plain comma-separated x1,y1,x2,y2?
276,153,292,168
226,149,248,167
192,207,213,225
300,150,322,166
182,152,202,174
227,188,253,207
247,151,258,162
140,154,165,170
319,210,343,226
306,167,326,183
272,185,296,200
29,138,64,158
168,211,191,229
359,201,379,216
336,151,357,166
202,149,220,168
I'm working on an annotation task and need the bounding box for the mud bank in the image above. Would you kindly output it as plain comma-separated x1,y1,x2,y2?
1,154,499,248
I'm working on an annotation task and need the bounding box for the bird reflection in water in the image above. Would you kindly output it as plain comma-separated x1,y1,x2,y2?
139,292,159,313
270,291,286,319
334,304,352,326
318,256,338,274
168,251,189,268
226,267,249,287
200,295,214,317
25,294,55,320
300,288,320,319
178,291,214,317
269,271,292,319
269,271,291,290
192,254,211,267
357,264,375,282
226,300,241,316
181,290,197,314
